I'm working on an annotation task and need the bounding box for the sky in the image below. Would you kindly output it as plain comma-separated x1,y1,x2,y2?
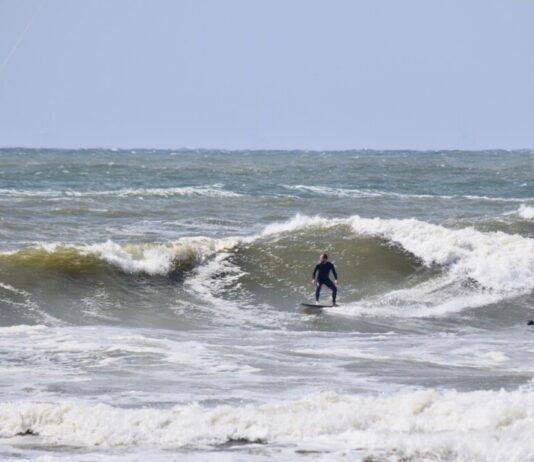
0,0,533,150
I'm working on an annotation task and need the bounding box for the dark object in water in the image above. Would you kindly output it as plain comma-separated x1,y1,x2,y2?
527,320,534,326
16,429,38,436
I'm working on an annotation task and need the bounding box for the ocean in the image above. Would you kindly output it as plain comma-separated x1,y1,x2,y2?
0,148,533,461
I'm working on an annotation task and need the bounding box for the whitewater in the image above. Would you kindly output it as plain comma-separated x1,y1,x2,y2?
0,148,533,461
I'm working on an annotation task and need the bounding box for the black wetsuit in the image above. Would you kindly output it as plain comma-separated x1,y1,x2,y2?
313,262,338,303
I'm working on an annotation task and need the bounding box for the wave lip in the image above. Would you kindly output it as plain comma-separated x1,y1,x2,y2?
347,216,534,294
1,389,533,460
261,213,341,236
0,238,240,276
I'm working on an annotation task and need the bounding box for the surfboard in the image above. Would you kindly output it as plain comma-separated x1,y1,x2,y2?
300,303,336,308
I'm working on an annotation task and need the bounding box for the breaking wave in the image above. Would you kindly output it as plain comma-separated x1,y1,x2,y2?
0,238,239,276
1,214,533,323
516,204,534,220
263,214,534,294
1,388,533,461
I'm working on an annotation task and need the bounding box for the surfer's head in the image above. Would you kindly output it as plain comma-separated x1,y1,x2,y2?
320,253,328,262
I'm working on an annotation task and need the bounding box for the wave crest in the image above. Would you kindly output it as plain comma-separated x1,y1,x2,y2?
0,238,239,276
262,214,534,295
0,184,241,199
1,214,533,321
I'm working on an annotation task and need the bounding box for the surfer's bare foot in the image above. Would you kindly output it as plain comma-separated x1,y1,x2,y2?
315,301,320,305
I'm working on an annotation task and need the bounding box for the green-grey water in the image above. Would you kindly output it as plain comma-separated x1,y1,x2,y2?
1,148,534,462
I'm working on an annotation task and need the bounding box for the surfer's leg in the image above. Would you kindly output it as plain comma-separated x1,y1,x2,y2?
323,279,337,303
315,282,323,302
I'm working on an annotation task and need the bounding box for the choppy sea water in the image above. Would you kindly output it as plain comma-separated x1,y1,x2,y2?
0,148,533,461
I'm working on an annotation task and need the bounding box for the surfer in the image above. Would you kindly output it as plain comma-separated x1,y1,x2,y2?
312,253,338,306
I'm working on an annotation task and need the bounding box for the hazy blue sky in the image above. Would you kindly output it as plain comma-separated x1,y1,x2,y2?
0,0,533,150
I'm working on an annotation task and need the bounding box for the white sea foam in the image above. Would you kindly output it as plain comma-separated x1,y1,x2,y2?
0,325,266,407
293,328,524,371
264,213,533,316
282,185,534,203
516,204,534,219
83,240,208,275
262,214,534,294
339,278,504,318
347,216,534,294
298,344,512,368
183,251,247,318
8,238,240,276
0,282,25,295
0,282,61,325
15,213,532,289
0,326,256,373
284,185,384,198
0,185,241,199
260,214,534,316
1,389,533,461
182,251,287,328
261,214,339,236
0,324,47,333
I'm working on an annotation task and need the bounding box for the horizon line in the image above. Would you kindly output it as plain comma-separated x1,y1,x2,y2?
1,146,533,153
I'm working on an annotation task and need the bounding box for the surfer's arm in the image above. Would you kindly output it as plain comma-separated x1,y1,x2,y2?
331,264,338,281
312,264,319,282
